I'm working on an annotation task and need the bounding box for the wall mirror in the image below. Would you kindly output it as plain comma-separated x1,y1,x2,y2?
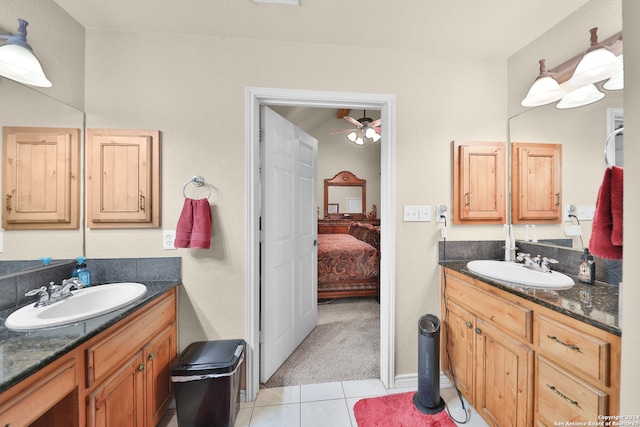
0,79,85,264
324,170,366,219
508,83,623,249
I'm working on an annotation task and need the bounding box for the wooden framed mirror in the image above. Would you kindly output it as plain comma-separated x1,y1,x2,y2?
324,171,366,219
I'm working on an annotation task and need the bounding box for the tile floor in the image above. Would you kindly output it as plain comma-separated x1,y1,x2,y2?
158,379,489,427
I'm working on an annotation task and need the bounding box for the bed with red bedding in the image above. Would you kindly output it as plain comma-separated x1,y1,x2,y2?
317,222,380,299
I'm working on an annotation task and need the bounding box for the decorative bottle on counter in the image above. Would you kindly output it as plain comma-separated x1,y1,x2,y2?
578,248,595,284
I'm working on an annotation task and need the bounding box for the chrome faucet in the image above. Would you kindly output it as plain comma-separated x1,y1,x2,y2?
516,253,559,273
25,278,85,307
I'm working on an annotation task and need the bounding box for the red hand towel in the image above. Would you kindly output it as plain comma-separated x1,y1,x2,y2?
190,198,212,249
175,198,194,248
589,168,622,259
610,165,623,246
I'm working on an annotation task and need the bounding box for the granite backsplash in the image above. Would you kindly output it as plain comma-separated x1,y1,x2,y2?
439,240,622,285
0,257,181,312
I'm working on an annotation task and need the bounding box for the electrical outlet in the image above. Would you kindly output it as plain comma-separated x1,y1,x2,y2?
436,205,448,223
564,204,577,222
163,230,176,250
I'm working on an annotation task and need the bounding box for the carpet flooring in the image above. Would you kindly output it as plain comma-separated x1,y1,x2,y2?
263,297,380,388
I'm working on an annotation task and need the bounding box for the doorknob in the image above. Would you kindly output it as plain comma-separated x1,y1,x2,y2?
313,239,319,247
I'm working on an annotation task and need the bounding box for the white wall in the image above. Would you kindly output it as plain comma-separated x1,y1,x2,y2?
81,29,507,375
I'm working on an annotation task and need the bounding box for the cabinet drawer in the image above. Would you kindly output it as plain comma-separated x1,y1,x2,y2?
0,358,76,426
538,314,609,386
446,273,532,342
86,292,176,387
536,356,607,424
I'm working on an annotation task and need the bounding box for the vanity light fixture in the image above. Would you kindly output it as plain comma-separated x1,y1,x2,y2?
0,19,52,88
603,55,624,90
521,59,566,107
556,84,604,109
567,27,619,87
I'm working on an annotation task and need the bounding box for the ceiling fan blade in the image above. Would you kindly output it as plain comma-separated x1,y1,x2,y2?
369,119,382,127
343,116,363,127
330,129,356,134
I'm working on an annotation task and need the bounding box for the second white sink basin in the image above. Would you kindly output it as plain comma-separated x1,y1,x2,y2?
5,282,147,331
466,260,575,289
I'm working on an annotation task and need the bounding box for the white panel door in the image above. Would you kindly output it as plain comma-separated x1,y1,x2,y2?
260,106,318,383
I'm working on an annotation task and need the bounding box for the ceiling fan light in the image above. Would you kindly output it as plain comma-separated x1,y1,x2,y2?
603,55,624,90
347,131,357,142
372,133,381,143
556,84,604,109
354,137,364,145
365,127,376,139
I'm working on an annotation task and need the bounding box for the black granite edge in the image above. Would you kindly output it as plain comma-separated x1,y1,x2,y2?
440,260,621,336
0,280,180,394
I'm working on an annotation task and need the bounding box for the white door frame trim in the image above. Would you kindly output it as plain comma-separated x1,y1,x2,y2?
245,87,396,401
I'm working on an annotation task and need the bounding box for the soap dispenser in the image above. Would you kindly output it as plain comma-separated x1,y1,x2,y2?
75,257,91,286
578,248,595,284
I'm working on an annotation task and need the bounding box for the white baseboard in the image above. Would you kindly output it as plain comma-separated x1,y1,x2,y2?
392,371,453,391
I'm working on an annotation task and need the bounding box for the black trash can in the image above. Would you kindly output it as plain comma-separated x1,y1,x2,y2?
172,339,245,427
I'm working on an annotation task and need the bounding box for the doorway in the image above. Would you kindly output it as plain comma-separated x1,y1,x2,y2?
245,87,396,401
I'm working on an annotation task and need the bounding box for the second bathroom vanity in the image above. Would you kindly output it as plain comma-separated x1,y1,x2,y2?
441,261,620,427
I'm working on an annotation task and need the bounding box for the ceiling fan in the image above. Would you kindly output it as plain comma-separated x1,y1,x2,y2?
331,110,381,145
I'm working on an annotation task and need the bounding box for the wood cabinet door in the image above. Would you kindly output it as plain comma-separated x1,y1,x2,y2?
2,127,80,229
86,129,160,228
511,143,562,224
144,324,176,427
87,352,145,427
453,141,506,224
474,318,533,427
442,299,475,402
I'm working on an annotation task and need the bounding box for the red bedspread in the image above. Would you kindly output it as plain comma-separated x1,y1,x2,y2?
317,234,379,284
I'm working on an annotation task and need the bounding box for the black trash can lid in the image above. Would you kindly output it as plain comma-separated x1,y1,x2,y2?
172,339,245,376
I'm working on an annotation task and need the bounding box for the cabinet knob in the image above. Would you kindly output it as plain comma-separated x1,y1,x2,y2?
466,321,472,329
138,363,145,371
475,327,482,335
149,352,156,361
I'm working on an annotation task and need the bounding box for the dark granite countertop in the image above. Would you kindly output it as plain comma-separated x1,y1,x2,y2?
0,280,180,394
441,261,620,336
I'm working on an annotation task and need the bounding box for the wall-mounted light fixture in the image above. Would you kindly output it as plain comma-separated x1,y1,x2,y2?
568,27,620,87
521,59,566,107
0,19,52,87
521,28,622,109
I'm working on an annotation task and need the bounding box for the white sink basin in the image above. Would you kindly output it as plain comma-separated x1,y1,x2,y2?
5,282,147,331
466,260,575,289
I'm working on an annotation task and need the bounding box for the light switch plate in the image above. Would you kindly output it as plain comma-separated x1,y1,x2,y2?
577,205,596,221
403,205,431,222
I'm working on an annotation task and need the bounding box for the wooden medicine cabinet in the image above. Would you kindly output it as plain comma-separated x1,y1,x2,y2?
511,142,562,224
2,126,81,230
452,140,506,224
86,129,161,228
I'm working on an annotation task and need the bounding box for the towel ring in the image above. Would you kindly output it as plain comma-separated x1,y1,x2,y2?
183,175,212,199
603,126,624,168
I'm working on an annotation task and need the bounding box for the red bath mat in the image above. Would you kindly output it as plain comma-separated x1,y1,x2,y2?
353,392,456,426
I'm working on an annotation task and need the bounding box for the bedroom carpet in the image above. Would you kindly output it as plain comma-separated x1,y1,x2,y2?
263,297,380,388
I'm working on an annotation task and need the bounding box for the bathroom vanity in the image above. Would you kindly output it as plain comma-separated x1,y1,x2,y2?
441,262,620,426
0,281,178,426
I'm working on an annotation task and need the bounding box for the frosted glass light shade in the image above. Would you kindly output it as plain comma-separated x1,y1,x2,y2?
0,44,51,87
556,84,604,109
347,131,357,142
521,75,566,107
568,47,619,87
603,55,624,90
